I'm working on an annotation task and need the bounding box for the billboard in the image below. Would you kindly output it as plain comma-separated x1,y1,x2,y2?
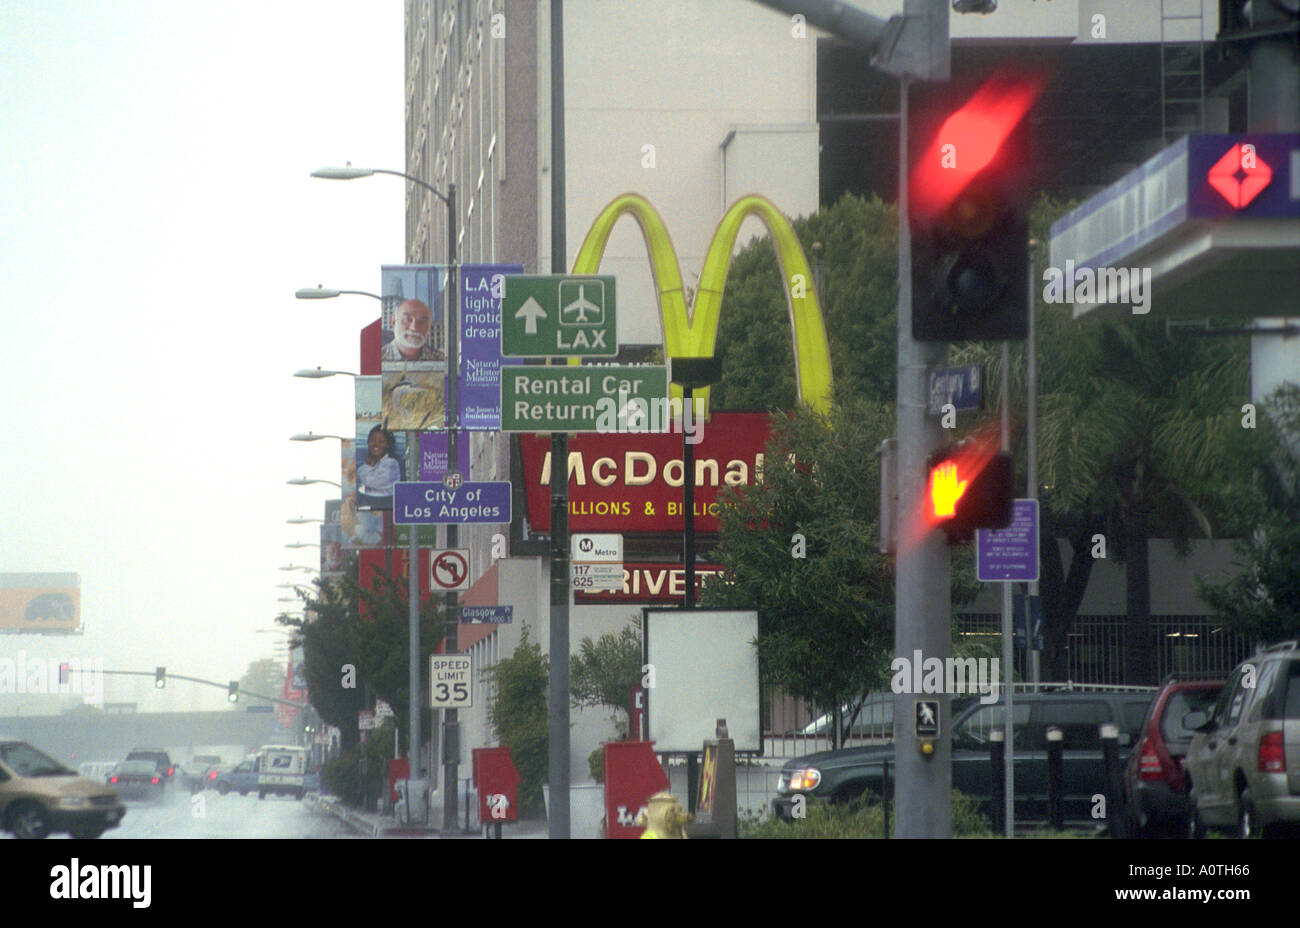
381,265,448,431
0,574,81,634
321,499,344,579
340,438,384,548
460,263,523,429
519,411,772,533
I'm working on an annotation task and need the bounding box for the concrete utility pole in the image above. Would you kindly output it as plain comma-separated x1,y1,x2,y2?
750,0,951,836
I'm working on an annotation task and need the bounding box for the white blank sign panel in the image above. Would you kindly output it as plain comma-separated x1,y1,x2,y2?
644,609,761,753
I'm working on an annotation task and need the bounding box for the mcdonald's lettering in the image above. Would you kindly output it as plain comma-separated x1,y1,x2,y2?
572,193,834,413
520,411,772,533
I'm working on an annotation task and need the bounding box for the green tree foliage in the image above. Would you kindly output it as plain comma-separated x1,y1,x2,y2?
484,627,549,816
701,397,978,743
236,658,286,709
711,193,898,411
282,553,443,755
1197,384,1300,644
321,719,395,807
570,620,642,737
740,790,991,838
954,197,1253,683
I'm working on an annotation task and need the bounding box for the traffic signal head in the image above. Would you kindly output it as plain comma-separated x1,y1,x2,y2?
228,681,240,703
155,666,166,689
910,72,1041,342
925,443,1014,544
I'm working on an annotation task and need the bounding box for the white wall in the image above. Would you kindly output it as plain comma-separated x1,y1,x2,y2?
538,0,820,345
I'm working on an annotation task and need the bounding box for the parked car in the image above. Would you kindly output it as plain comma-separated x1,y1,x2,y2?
1122,676,1224,838
0,738,126,839
1184,641,1300,838
799,692,983,742
211,758,259,795
108,760,167,802
772,686,1155,829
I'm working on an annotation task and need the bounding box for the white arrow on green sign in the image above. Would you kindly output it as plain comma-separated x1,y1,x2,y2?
500,366,668,432
501,275,617,358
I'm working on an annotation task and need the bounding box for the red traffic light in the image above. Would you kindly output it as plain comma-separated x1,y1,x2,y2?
909,71,1042,224
926,442,1014,544
909,70,1043,343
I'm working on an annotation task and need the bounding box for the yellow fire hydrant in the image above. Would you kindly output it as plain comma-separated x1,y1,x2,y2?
637,791,691,839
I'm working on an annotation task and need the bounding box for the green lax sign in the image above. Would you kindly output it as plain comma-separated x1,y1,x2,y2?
500,366,668,432
501,275,617,358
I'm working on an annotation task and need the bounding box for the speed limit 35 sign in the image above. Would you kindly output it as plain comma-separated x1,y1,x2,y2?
430,655,472,709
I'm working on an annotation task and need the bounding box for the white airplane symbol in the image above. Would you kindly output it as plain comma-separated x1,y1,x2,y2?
563,284,601,323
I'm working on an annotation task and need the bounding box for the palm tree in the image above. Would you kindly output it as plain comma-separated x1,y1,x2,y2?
955,200,1252,684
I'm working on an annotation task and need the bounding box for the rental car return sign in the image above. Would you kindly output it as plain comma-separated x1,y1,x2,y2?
500,366,669,433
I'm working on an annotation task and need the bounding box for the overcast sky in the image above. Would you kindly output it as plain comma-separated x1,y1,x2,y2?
1,1,405,711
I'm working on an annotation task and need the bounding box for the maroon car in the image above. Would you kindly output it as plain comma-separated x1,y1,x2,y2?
1123,677,1224,838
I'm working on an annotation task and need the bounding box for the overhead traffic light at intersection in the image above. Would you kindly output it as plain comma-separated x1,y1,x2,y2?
228,681,240,703
910,72,1041,342
155,666,166,689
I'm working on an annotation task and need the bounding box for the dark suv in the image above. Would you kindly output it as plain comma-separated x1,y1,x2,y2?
124,750,175,786
1122,676,1224,838
773,687,1155,829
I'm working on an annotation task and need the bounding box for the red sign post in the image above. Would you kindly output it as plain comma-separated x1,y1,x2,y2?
472,747,521,832
604,741,670,839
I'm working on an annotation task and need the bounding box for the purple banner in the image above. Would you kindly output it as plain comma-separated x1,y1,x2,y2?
459,264,523,430
418,430,471,481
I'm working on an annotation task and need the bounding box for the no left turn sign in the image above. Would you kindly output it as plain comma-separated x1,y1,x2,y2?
430,549,471,592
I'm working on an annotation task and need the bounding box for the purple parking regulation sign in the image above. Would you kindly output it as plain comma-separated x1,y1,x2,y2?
976,499,1039,582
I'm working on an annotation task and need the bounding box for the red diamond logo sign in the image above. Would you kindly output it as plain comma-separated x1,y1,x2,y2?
1207,143,1273,209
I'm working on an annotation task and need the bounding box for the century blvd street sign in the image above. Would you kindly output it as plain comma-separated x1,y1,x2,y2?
501,275,617,358
392,481,512,524
500,366,668,432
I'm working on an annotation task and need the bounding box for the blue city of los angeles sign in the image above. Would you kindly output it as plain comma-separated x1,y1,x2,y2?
393,481,512,524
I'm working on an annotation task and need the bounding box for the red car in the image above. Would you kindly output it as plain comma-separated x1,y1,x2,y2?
1123,677,1224,838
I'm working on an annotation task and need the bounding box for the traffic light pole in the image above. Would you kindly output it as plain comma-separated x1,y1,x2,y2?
1000,342,1015,836
894,76,953,838
547,0,571,840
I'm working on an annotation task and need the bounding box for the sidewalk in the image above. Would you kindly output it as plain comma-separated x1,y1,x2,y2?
306,792,548,838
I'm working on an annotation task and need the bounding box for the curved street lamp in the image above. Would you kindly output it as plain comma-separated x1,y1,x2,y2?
313,161,457,808
290,432,348,443
287,477,341,488
295,367,358,380
296,285,383,301
286,517,323,525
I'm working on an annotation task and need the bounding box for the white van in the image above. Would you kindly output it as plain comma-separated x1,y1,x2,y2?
256,745,307,800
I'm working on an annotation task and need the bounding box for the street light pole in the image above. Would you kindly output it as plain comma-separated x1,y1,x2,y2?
441,182,460,832
312,162,461,830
